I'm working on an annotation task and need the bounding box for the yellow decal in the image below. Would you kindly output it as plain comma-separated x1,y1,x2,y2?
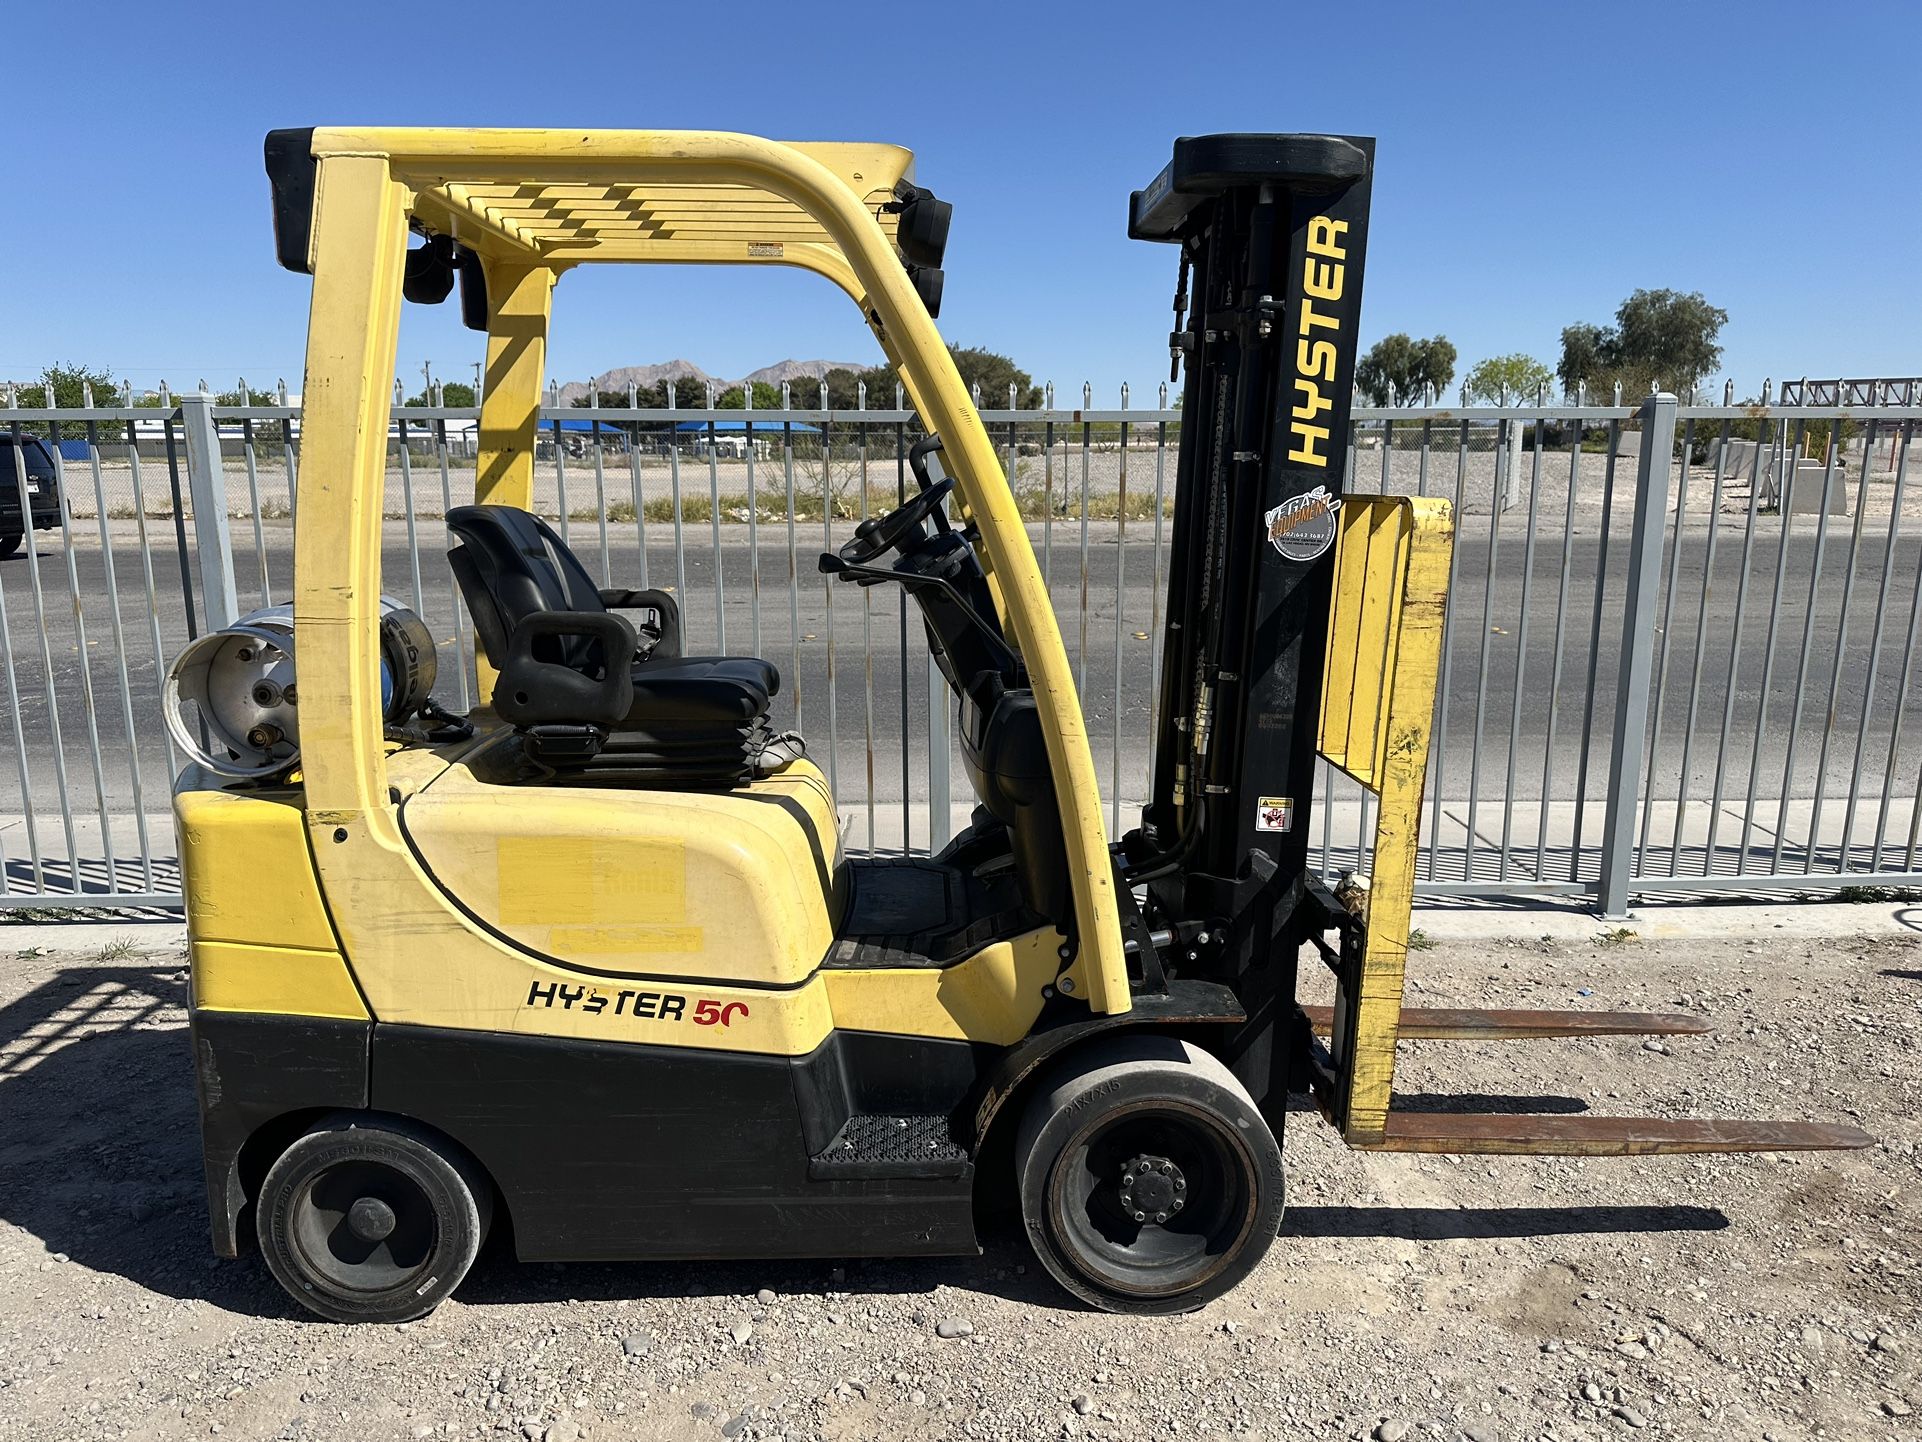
496,836,687,925
1288,215,1350,467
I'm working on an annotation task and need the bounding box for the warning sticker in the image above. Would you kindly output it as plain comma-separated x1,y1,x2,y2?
1264,486,1342,562
1255,796,1295,833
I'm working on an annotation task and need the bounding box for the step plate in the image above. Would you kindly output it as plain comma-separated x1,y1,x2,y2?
808,1113,971,1181
1352,1112,1874,1156
1301,1005,1713,1041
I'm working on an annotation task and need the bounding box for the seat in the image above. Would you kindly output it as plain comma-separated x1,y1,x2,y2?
627,657,779,724
446,504,785,777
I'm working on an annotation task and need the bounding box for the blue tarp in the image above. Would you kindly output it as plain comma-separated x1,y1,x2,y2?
57,440,92,460
548,417,818,433
672,419,818,433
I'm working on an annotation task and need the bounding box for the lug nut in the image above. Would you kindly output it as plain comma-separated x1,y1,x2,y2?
1132,1211,1145,1222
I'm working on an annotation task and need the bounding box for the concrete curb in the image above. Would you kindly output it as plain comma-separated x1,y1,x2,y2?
1410,895,1921,942
4,895,1916,962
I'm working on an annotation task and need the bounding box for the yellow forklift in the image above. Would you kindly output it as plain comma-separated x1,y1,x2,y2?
172,127,1868,1324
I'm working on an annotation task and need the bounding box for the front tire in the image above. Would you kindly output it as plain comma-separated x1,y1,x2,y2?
1015,1036,1283,1314
256,1114,492,1324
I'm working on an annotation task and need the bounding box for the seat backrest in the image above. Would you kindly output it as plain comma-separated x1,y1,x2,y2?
446,505,606,670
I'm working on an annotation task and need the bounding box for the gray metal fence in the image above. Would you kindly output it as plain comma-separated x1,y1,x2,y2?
3,384,1917,915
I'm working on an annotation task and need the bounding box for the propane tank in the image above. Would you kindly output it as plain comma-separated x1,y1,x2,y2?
166,599,437,778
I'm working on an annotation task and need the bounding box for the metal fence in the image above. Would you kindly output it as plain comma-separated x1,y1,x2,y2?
3,385,1917,915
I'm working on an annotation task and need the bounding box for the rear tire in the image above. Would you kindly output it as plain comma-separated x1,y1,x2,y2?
0,531,21,559
1015,1036,1283,1314
256,1113,492,1324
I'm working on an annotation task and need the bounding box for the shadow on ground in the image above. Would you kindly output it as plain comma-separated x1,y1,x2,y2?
0,959,1729,1321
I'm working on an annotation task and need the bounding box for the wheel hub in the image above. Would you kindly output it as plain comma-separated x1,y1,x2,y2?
1116,1153,1186,1223
346,1195,398,1243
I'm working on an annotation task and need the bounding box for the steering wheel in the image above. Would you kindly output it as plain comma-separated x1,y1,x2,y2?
836,478,955,566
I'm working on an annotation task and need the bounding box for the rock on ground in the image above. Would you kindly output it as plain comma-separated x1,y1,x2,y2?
0,930,1914,1440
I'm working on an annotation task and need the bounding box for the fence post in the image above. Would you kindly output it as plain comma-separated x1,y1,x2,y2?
1498,416,1524,511
178,391,239,631
1596,391,1678,917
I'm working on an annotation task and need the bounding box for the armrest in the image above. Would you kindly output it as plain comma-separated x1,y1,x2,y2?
494,611,636,727
598,587,681,659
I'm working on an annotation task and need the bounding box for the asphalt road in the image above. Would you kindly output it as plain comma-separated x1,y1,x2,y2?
2,518,1917,843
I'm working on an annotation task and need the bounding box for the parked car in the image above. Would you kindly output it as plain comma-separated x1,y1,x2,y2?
0,434,65,557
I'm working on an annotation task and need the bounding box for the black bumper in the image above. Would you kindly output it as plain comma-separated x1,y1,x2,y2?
0,500,63,533
191,1010,370,1256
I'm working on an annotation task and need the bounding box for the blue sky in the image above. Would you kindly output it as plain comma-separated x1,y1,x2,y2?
3,0,1917,401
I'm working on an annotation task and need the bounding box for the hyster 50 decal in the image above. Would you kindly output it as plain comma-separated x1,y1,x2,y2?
1286,215,1350,469
524,980,749,1027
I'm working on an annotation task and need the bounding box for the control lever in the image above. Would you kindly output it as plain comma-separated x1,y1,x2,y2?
908,432,947,494
837,478,954,565
817,551,1020,678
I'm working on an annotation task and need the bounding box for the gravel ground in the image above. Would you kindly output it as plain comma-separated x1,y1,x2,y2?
0,926,1916,1442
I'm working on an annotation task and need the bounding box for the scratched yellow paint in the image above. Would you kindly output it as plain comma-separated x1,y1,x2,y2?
1315,495,1454,1142
175,785,336,953
267,128,1126,1018
407,748,839,983
193,940,368,1021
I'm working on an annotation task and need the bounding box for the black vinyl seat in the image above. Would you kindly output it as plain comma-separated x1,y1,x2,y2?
626,657,778,723
446,504,784,776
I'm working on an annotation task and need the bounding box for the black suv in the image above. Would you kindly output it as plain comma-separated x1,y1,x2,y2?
1,434,65,557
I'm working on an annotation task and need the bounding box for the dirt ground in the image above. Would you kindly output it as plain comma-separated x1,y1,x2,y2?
0,925,1915,1442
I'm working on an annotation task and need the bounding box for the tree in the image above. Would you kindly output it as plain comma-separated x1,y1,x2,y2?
1463,353,1553,406
712,381,784,410
14,364,121,439
405,381,477,407
820,349,1042,410
1414,337,1459,403
946,347,1043,408
1356,333,1456,406
1556,322,1611,397
217,384,282,406
1555,290,1727,399
821,365,898,409
1611,288,1726,399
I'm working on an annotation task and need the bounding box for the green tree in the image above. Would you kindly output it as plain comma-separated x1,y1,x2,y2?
946,346,1043,408
821,365,898,409
216,384,282,406
1555,290,1727,399
405,381,477,407
1356,333,1455,406
820,349,1039,410
1414,337,1459,402
14,364,121,439
1556,322,1612,397
1610,288,1727,398
712,381,785,410
1463,353,1553,406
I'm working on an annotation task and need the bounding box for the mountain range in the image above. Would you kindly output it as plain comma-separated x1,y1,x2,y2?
555,359,868,405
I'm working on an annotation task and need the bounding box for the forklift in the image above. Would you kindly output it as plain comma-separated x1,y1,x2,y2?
172,127,1869,1324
